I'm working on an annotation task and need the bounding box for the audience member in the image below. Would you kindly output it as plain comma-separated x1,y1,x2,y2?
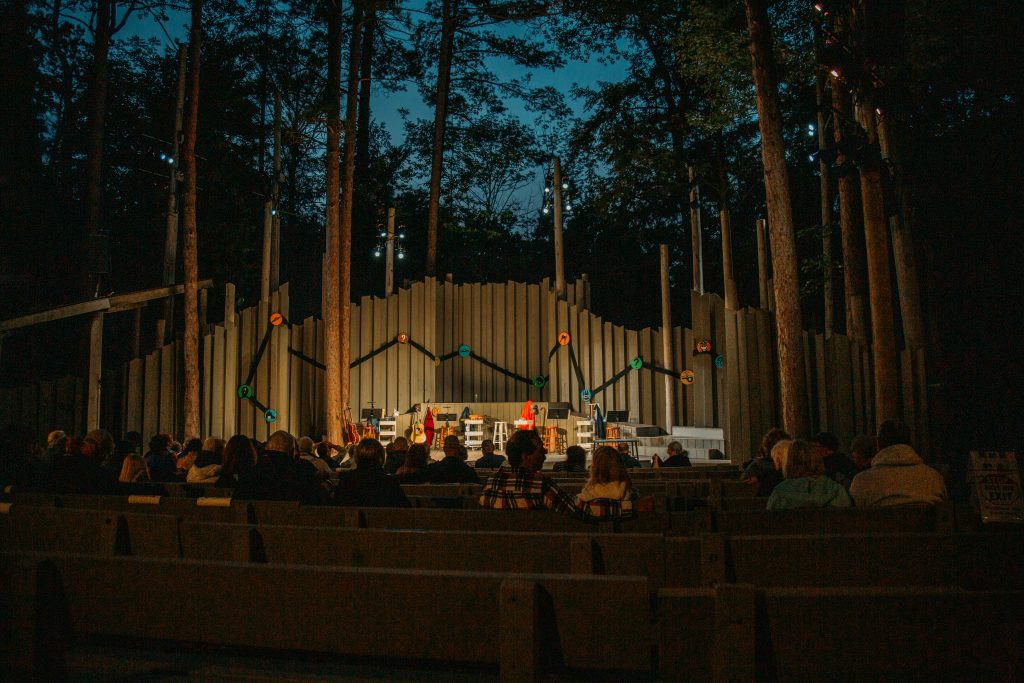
812,431,857,487
236,430,327,504
656,441,692,468
176,438,202,474
849,434,877,472
767,439,852,510
553,445,588,473
215,435,257,489
297,436,333,479
616,442,640,468
334,438,410,508
850,420,947,507
145,434,177,482
479,429,579,514
187,437,226,483
473,439,506,469
52,429,118,494
395,443,431,483
574,445,638,519
742,428,790,496
119,441,151,483
384,437,410,474
425,435,480,483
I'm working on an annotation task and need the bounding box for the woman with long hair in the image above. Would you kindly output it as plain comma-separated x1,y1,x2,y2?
215,435,257,489
575,445,639,520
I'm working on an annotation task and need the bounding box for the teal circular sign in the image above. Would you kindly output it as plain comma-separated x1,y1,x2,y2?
237,384,253,399
580,388,593,402
532,375,547,389
630,357,643,370
264,408,278,423
458,344,471,358
713,354,725,369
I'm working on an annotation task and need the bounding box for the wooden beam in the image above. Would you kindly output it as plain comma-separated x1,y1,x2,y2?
108,279,213,309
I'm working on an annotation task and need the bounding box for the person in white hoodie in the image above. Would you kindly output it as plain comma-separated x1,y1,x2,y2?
186,437,226,484
849,420,947,507
575,445,638,519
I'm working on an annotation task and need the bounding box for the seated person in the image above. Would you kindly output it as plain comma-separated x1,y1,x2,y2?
334,437,410,508
479,429,579,514
145,434,178,482
767,439,852,510
214,435,257,489
742,427,790,496
654,441,691,468
574,445,638,520
396,443,431,483
850,420,947,507
425,435,480,484
812,431,857,487
384,437,410,474
235,430,327,504
553,445,588,473
617,442,640,468
176,438,203,475
186,437,226,483
474,439,506,469
52,429,119,494
297,436,333,479
849,434,878,473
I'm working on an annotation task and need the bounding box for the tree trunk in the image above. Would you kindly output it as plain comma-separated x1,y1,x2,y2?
831,79,868,345
815,72,834,337
715,135,737,310
425,0,456,277
83,0,112,296
340,5,364,414
162,46,187,341
356,8,375,179
181,0,202,439
323,0,343,444
857,94,900,423
744,0,808,436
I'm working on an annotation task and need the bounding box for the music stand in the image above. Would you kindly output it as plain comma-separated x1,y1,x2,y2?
606,410,629,422
361,408,383,420
547,407,570,420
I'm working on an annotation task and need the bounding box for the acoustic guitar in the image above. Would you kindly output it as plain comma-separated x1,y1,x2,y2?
343,403,360,445
411,404,427,443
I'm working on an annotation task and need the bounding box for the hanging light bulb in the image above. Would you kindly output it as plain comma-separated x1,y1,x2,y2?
807,123,816,137
544,186,551,194
542,206,549,215
566,203,573,212
397,251,405,260
374,250,381,257
561,181,569,190
271,208,277,216
829,67,841,78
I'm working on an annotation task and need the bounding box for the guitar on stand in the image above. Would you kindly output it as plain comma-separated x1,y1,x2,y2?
411,403,427,444
343,403,360,445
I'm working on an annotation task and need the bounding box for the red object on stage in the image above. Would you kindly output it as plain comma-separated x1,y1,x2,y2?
423,410,435,446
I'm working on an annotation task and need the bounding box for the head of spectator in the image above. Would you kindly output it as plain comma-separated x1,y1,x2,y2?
182,438,202,456
506,429,545,471
617,442,630,458
82,429,114,463
784,439,824,479
354,437,386,468
590,445,628,485
297,436,316,457
565,445,587,470
125,431,143,452
201,437,226,461
771,439,793,473
403,443,430,470
148,434,172,455
47,430,67,450
810,431,839,454
481,439,495,455
221,434,257,480
391,436,409,454
760,428,791,460
442,434,461,459
169,440,182,455
65,437,85,457
850,434,877,470
708,448,725,460
877,419,909,450
264,430,297,457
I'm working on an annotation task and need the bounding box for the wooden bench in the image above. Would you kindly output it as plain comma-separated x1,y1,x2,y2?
0,552,650,679
714,504,955,534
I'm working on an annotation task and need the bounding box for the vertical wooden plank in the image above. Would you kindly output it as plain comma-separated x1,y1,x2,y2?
492,283,506,401
829,334,854,452
900,348,915,447
710,294,726,429
529,283,543,404
914,348,929,457
143,352,160,439
479,283,493,402
210,326,225,438
125,359,143,436
315,318,326,438
505,281,517,402
589,313,604,412
802,332,815,434
356,295,371,418
609,323,624,413
577,304,591,411
202,332,213,437
625,329,641,422
287,319,302,438
649,327,663,428
815,332,828,433
223,316,238,438
373,294,389,418
274,284,291,435
397,287,410,415
73,378,86,436
723,309,744,463
410,283,425,410
754,309,775,430
158,342,174,436
86,311,104,431
442,279,454,402
516,282,528,405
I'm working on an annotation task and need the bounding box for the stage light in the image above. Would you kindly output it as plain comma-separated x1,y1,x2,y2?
814,2,824,12
159,153,167,161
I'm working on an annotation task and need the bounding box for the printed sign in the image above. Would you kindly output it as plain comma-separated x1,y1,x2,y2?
970,451,1024,524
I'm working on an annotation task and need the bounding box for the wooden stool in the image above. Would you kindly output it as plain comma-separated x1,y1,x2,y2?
435,425,457,449
360,424,376,440
543,426,565,454
492,421,509,451
604,425,621,447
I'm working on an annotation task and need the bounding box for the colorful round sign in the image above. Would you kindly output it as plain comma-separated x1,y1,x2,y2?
397,333,409,344
679,370,695,385
434,356,442,367
580,388,593,402
696,340,712,354
532,375,547,389
237,384,253,399
713,354,725,369
264,408,278,423
269,312,284,326
558,331,571,346
458,344,471,357
630,356,643,370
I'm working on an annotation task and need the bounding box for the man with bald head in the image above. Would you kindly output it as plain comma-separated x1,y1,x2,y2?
236,430,327,504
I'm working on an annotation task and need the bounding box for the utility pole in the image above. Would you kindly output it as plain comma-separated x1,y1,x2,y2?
271,89,282,291
385,207,396,296
161,46,187,343
816,71,834,337
552,156,566,300
688,165,704,293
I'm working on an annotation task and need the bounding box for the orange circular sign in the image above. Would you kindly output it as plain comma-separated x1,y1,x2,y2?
558,331,571,346
269,312,284,326
679,370,695,385
397,333,409,344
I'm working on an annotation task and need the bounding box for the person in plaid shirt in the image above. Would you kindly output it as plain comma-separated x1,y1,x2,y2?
479,429,637,520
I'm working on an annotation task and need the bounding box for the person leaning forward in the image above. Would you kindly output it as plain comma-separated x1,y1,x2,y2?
479,429,580,514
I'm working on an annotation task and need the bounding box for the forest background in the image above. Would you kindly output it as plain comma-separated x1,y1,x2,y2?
0,0,1021,453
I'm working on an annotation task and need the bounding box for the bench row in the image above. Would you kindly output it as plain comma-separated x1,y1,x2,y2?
2,506,1021,591
2,552,1021,680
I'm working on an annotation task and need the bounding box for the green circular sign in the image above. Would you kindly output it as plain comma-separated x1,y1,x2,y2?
630,357,643,370
580,388,593,402
237,384,252,399
713,354,725,369
532,375,547,389
264,408,278,423
458,344,471,358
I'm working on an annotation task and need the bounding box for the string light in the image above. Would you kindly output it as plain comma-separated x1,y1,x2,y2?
807,123,816,137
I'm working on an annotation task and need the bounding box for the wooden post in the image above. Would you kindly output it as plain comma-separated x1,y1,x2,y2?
131,307,141,359
660,245,676,431
816,71,834,337
154,319,166,352
161,46,187,343
271,89,282,292
689,165,704,293
756,218,769,310
552,156,566,300
224,282,235,326
199,288,208,337
87,311,104,430
261,200,272,302
385,207,396,296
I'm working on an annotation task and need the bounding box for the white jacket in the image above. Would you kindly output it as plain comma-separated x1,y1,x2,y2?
186,463,222,484
849,444,947,507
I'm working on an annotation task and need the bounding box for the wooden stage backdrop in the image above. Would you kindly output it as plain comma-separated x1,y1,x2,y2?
0,278,928,462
